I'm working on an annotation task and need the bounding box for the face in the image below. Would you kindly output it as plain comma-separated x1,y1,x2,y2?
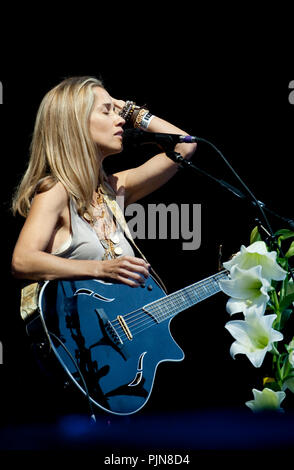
89,87,125,159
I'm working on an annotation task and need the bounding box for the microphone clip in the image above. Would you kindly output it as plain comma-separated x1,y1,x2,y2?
165,151,193,169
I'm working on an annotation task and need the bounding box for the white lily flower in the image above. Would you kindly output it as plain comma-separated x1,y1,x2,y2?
225,311,283,367
283,378,294,394
245,388,286,412
219,265,271,316
223,241,287,282
289,351,294,368
288,339,294,368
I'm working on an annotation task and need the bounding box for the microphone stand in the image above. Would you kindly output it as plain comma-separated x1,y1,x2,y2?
165,149,294,283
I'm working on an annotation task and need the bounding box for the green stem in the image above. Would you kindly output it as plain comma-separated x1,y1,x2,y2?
271,343,283,388
280,271,289,304
277,354,284,387
270,290,281,329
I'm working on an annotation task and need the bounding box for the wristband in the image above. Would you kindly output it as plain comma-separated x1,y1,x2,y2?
119,100,153,129
139,111,154,130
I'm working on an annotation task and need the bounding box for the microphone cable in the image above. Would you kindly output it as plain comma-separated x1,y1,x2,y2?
190,135,294,283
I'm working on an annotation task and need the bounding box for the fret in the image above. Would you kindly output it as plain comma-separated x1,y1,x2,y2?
143,271,228,322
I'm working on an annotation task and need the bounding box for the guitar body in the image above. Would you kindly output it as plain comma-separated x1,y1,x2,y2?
38,275,184,415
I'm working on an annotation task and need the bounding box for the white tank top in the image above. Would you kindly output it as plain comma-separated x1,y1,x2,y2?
53,198,135,260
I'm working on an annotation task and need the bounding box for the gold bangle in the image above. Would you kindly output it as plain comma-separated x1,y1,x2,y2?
133,108,149,128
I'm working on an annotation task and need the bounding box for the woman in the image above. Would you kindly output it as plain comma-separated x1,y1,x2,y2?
11,76,197,288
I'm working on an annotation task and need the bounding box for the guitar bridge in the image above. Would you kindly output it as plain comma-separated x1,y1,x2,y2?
117,315,133,341
95,308,123,346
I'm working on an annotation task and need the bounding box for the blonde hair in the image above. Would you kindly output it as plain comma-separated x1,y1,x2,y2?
12,76,113,218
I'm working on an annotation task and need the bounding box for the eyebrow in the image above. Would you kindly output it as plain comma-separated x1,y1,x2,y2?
99,102,113,109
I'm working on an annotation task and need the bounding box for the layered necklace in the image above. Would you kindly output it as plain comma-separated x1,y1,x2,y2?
84,187,123,260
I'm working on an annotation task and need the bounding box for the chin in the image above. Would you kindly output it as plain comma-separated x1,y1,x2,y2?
102,147,123,159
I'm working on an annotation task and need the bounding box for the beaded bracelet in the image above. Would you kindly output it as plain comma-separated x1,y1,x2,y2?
119,101,136,123
120,101,154,129
133,108,148,128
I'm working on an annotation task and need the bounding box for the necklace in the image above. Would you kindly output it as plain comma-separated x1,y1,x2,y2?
84,187,123,260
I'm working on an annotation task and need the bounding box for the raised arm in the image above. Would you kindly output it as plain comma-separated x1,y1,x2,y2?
109,102,197,205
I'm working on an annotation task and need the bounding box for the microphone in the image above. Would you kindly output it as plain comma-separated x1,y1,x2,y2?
122,128,197,147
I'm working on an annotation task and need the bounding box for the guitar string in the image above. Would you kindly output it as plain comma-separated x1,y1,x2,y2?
111,274,226,340
111,311,156,342
111,309,151,341
111,291,199,338
111,273,225,327
111,277,224,339
112,286,221,342
114,287,200,329
114,289,223,340
113,288,216,339
111,274,225,329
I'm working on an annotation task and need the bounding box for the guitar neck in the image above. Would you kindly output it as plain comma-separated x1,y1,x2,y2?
143,270,228,322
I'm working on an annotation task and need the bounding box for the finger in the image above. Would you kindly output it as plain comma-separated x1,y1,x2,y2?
124,256,150,270
116,274,140,288
112,98,125,110
118,268,146,283
128,256,150,266
121,262,149,279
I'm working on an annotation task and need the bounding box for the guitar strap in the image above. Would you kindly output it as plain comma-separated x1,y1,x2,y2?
20,281,41,321
101,186,168,294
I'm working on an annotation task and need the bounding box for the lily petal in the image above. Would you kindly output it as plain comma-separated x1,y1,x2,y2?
245,388,286,412
225,312,283,368
223,241,287,281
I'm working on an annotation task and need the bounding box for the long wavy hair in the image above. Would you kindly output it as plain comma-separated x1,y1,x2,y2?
12,76,113,218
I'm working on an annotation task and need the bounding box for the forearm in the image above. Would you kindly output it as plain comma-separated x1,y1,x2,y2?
113,100,198,204
146,115,196,159
12,250,150,287
11,250,99,281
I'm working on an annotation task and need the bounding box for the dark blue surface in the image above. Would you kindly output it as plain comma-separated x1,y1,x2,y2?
39,276,184,415
1,409,294,452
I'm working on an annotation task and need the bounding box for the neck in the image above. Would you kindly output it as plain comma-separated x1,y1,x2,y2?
143,270,228,323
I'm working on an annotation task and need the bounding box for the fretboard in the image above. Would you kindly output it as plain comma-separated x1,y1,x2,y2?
143,270,228,323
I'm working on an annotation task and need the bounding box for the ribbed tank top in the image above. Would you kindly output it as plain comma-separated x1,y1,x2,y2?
53,198,135,260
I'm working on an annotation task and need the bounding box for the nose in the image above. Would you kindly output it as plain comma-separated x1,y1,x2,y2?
115,112,126,127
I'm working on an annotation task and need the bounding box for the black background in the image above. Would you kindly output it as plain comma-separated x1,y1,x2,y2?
0,10,293,458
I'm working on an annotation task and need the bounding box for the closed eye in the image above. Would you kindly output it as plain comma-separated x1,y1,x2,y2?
101,102,117,115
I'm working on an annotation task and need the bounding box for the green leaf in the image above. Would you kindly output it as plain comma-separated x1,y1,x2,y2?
277,257,288,269
275,229,294,241
280,278,294,320
283,373,294,381
250,226,261,244
280,294,294,313
264,381,281,392
285,240,294,258
279,308,293,329
286,280,294,295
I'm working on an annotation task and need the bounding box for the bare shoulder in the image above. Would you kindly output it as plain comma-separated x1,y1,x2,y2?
29,181,69,216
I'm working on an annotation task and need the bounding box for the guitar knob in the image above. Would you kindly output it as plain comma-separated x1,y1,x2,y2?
147,285,153,291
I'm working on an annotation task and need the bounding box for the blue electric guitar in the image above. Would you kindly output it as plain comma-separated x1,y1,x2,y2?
37,270,227,415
